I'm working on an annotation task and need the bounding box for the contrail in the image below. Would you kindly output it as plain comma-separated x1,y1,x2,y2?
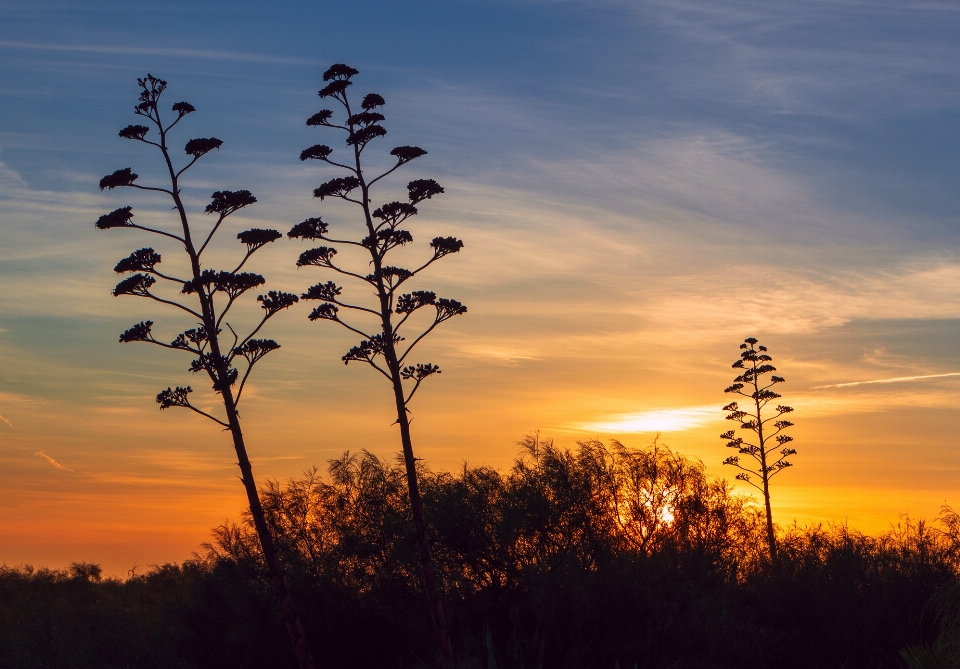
0,412,13,429
814,372,960,389
34,451,74,472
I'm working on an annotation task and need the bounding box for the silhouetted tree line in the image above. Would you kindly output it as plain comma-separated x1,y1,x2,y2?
3,436,960,668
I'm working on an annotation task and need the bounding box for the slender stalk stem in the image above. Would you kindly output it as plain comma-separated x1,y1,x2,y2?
113,83,318,669
351,105,454,662
300,70,459,661
383,341,454,659
162,130,318,669
751,357,777,563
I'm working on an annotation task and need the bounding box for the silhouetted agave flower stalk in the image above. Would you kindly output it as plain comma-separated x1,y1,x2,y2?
95,75,316,669
290,63,465,660
721,337,797,561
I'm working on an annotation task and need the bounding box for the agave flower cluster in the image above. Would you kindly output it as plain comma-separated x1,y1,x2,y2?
96,75,297,424
289,63,466,406
721,337,797,488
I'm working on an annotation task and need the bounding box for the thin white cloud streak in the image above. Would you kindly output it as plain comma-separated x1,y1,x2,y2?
0,413,14,429
0,162,28,191
0,40,317,66
815,372,960,389
34,451,74,472
456,342,541,365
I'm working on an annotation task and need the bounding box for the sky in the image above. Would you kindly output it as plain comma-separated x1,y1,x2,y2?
1,0,959,575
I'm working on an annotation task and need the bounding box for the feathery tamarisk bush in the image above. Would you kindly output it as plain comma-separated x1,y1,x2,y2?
721,337,797,561
194,438,957,668
289,63,465,660
95,75,316,669
2,440,958,667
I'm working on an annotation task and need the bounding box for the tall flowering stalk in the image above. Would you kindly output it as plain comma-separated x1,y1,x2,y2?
721,337,797,561
96,75,316,669
290,63,465,660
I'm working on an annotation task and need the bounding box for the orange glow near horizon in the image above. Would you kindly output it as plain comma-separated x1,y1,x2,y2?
3,330,959,576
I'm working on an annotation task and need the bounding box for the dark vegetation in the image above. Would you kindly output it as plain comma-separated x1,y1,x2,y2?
3,436,959,669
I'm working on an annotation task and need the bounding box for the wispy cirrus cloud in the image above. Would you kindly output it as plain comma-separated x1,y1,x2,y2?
456,342,541,365
633,0,960,118
0,40,317,66
34,451,74,472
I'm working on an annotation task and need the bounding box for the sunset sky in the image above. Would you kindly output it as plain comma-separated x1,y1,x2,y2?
2,0,959,575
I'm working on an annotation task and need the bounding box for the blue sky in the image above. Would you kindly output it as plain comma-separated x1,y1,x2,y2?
2,0,960,572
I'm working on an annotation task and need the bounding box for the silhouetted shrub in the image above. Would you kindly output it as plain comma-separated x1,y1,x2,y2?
2,438,958,668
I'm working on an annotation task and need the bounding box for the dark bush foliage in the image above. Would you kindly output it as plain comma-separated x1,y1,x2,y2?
2,437,958,668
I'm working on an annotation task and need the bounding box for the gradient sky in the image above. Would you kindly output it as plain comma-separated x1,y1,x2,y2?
2,0,959,575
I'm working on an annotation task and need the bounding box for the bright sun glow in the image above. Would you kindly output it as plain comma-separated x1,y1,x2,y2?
573,405,720,434
659,504,675,525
